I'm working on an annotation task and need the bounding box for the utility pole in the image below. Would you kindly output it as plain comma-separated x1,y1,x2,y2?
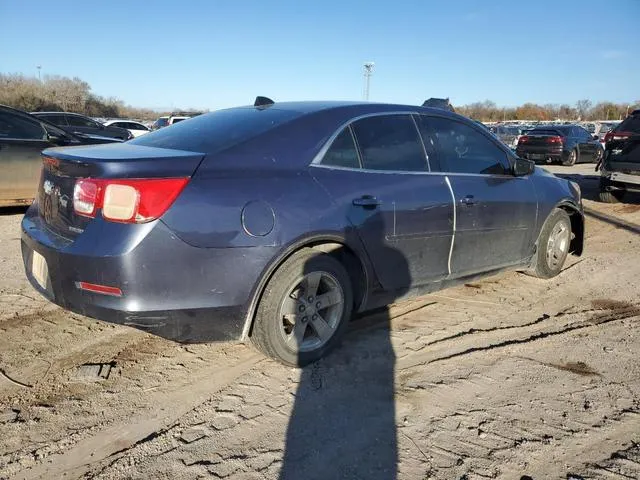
363,62,374,101
37,65,41,81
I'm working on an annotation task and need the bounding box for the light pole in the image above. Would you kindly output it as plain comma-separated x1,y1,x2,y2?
363,62,374,101
37,65,41,81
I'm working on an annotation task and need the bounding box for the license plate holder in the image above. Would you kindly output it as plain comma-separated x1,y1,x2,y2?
530,154,544,160
32,250,49,290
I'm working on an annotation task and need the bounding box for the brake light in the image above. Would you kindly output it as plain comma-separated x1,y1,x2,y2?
73,178,189,223
74,179,101,217
546,136,563,144
518,136,529,144
609,131,632,141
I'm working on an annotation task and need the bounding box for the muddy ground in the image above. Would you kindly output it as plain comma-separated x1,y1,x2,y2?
1,164,639,480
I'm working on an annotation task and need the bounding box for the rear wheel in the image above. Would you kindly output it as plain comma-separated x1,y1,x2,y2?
530,208,572,279
562,149,577,166
251,249,353,367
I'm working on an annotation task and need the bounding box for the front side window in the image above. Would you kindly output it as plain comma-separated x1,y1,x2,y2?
321,127,360,169
67,115,98,128
351,114,427,172
428,117,508,175
0,111,45,140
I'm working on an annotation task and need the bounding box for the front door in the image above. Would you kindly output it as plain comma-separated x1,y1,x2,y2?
424,115,538,276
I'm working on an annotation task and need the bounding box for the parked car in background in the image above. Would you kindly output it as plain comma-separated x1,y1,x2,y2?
21,100,584,366
32,112,133,141
151,116,169,130
516,125,603,166
598,111,640,203
103,120,150,137
151,112,203,130
0,105,120,207
491,125,522,149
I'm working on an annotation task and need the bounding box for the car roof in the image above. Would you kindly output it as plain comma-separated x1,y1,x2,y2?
32,111,89,117
220,100,463,120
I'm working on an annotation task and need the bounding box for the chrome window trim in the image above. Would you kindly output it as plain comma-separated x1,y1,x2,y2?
311,110,423,166
0,137,47,142
310,162,524,180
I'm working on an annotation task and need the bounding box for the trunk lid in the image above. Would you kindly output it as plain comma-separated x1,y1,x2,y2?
37,143,205,240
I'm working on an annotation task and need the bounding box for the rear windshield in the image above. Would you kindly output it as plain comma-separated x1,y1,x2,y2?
132,107,302,153
528,128,565,136
616,116,640,134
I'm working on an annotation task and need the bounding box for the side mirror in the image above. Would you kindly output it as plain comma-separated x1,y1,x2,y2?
592,134,599,140
513,158,535,176
47,132,68,145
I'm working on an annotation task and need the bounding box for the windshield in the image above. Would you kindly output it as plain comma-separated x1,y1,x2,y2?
616,116,640,134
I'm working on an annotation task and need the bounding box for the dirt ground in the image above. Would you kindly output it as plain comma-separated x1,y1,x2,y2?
1,163,639,480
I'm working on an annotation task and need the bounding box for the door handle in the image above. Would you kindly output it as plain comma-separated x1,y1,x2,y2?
460,195,476,206
353,195,381,209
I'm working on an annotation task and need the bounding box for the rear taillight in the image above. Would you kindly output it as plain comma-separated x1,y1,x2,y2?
73,178,189,223
607,131,632,142
518,136,529,144
546,136,563,144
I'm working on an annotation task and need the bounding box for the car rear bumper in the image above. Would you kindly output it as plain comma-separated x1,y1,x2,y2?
601,173,640,193
21,209,277,343
516,147,564,163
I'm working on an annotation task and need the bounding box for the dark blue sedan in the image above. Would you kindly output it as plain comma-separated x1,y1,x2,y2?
21,101,584,366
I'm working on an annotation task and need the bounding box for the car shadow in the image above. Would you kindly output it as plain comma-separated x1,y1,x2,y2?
0,206,29,217
279,214,411,480
553,170,640,205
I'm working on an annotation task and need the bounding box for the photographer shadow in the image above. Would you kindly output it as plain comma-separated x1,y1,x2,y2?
280,215,411,479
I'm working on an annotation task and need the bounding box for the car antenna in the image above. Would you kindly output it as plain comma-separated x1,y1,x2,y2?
254,96,275,108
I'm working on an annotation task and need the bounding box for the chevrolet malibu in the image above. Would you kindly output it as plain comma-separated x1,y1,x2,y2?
21,101,584,366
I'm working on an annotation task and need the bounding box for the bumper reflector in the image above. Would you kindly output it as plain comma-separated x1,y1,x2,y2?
76,282,123,297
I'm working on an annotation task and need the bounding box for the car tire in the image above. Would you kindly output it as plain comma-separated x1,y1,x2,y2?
251,249,353,367
530,208,572,279
562,149,577,166
598,189,624,203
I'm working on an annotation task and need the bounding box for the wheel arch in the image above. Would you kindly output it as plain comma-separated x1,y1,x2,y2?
240,234,372,340
555,200,584,256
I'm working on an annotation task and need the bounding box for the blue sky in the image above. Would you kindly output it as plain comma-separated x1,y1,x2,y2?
2,0,639,111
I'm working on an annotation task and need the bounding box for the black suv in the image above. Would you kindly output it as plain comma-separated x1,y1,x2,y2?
32,112,133,141
598,110,640,203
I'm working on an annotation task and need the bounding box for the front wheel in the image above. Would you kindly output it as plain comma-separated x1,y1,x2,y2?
530,208,572,279
251,249,353,367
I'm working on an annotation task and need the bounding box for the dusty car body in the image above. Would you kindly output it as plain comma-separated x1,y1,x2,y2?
22,101,584,365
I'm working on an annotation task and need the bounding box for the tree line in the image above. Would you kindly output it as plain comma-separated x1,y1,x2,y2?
1,73,638,122
0,73,164,120
455,99,640,122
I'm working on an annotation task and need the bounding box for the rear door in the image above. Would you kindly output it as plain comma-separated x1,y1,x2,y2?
311,113,453,292
426,116,538,276
0,110,51,205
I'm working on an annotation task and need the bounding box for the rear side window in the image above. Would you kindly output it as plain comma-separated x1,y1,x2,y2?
0,111,45,140
351,115,427,172
131,107,301,153
321,127,360,169
617,116,640,134
67,115,97,128
428,117,508,175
